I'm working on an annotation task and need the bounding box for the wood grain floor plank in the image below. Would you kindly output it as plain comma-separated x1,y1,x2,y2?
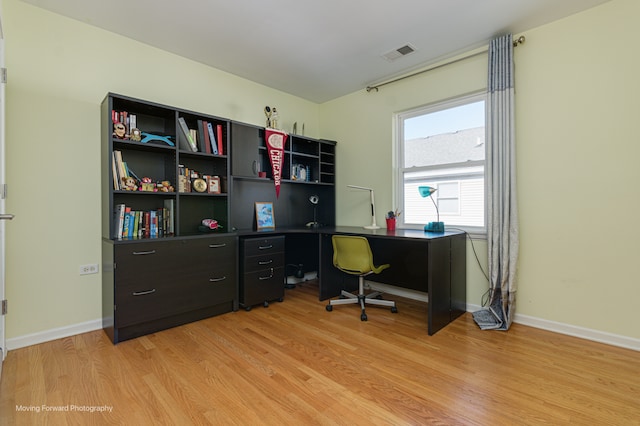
1,280,639,425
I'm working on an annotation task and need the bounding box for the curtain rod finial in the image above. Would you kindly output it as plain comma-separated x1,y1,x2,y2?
513,35,526,46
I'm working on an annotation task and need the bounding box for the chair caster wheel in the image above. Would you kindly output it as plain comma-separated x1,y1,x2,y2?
361,313,368,321
245,306,252,312
263,301,269,308
326,304,333,312
277,297,284,302
391,306,398,314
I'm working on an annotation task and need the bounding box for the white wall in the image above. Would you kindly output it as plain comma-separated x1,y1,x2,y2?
320,0,640,340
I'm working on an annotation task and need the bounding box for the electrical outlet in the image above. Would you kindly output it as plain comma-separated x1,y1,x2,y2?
79,264,99,275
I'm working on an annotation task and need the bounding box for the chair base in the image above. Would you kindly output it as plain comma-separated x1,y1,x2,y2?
326,276,398,321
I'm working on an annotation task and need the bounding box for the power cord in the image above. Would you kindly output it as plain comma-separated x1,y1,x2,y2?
446,227,492,307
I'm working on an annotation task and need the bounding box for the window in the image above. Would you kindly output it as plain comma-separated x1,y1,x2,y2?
396,93,486,232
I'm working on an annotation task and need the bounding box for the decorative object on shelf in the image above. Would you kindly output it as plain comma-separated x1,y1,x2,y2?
264,106,272,128
306,194,320,228
264,106,280,129
192,178,207,193
130,128,142,142
265,128,288,198
140,177,155,192
292,164,310,181
419,186,445,232
347,185,380,229
121,176,138,191
292,122,297,135
139,132,175,146
207,176,221,194
113,122,128,139
201,218,221,230
255,202,275,230
270,107,279,129
156,181,174,192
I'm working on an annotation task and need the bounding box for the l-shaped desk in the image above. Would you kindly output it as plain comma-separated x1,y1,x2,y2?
255,226,467,335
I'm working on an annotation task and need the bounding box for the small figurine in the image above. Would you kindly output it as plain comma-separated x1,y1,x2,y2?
121,176,137,191
156,180,174,192
264,106,272,128
130,128,142,142
113,122,128,139
139,177,155,192
270,107,279,129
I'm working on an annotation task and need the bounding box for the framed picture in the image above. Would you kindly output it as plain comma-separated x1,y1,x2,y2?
207,176,221,194
255,202,275,230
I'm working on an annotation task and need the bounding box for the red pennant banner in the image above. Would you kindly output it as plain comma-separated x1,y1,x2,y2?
265,128,288,198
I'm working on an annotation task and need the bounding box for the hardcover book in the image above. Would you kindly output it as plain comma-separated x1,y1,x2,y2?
178,117,198,152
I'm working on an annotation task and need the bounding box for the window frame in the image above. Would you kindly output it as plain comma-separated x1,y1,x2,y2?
394,91,487,235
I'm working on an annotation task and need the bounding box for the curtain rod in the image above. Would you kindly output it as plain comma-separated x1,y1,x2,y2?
366,35,525,93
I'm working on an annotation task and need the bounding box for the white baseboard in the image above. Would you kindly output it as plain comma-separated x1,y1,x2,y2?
6,319,102,351
467,303,640,352
7,301,639,353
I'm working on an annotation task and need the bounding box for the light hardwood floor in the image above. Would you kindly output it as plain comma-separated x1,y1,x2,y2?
1,280,639,425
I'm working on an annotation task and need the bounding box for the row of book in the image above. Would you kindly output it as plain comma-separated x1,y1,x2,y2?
112,150,138,190
113,200,175,239
112,110,137,132
178,117,225,155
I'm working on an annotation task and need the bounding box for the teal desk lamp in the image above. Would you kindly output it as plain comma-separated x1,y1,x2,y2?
419,186,445,233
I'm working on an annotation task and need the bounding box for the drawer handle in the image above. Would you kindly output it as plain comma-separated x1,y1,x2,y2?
209,243,227,248
209,276,227,282
258,244,273,250
258,260,273,265
259,268,274,280
132,250,156,256
132,289,156,296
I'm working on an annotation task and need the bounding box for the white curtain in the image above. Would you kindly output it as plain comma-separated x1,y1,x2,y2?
473,34,519,330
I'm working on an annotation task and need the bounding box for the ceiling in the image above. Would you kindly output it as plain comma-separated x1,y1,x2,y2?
22,0,610,103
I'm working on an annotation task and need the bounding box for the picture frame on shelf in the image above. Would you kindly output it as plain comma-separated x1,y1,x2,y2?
207,176,221,194
255,202,275,230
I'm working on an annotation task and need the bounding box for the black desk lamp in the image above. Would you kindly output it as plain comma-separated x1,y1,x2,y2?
307,194,320,228
419,186,445,232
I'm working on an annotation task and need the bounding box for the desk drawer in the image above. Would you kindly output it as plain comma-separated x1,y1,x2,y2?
241,266,284,307
242,236,285,257
243,253,284,273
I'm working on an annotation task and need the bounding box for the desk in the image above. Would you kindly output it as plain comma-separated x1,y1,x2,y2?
317,227,466,335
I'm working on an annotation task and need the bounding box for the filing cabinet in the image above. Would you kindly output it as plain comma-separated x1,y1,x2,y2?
240,235,285,310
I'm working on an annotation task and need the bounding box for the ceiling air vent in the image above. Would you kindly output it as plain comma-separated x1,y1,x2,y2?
382,44,416,62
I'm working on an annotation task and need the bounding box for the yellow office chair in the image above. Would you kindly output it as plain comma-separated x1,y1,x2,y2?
326,235,398,321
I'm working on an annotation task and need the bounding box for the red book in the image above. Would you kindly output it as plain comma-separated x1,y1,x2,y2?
202,121,212,154
144,211,151,238
216,124,223,155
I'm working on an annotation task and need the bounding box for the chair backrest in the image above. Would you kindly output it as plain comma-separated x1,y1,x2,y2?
331,235,374,275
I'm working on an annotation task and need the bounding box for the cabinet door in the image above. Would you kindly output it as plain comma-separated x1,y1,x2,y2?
114,240,183,327
231,122,261,177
